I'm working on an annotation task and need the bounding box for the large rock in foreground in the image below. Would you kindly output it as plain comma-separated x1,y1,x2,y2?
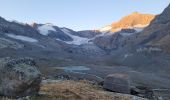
0,57,41,98
103,73,130,94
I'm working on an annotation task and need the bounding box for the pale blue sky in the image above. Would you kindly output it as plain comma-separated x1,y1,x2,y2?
0,0,169,31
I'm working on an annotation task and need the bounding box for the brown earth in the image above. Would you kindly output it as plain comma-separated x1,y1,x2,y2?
33,80,147,100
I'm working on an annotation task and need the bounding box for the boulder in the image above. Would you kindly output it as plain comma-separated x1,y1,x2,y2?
103,73,130,94
0,57,41,98
131,86,154,99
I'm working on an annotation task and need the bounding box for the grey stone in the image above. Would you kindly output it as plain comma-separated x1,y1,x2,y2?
103,73,130,94
131,86,154,99
0,57,41,98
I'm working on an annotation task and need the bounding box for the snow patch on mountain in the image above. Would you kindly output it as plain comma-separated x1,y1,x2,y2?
38,24,56,35
99,25,112,32
60,28,91,45
7,34,38,42
134,28,144,32
133,24,148,32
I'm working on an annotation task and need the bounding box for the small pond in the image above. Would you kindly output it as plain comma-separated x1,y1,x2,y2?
55,66,90,72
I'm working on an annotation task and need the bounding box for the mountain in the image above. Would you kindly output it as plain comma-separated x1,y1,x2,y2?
31,23,103,45
111,4,170,78
0,17,108,65
0,4,170,99
93,13,155,50
129,4,170,53
99,12,155,33
0,12,157,60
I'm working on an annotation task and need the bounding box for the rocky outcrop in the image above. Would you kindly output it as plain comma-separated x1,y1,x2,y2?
48,29,73,41
93,32,128,50
103,73,130,94
0,57,41,98
93,34,120,50
120,29,137,33
77,30,102,38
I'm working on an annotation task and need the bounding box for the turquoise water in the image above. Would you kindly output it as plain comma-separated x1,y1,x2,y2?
56,66,90,72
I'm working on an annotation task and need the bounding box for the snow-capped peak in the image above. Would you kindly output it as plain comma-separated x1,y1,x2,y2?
98,13,155,33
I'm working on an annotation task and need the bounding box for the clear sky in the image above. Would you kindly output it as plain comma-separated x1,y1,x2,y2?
0,0,169,31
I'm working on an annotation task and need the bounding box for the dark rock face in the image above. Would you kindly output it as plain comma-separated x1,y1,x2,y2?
120,29,137,33
93,29,138,51
77,30,102,38
103,73,130,94
0,57,41,98
93,33,124,50
48,27,73,41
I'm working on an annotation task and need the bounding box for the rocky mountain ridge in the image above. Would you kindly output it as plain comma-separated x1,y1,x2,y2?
132,4,170,53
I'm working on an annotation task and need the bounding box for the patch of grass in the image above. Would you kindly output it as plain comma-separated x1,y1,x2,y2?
0,80,147,100
35,80,145,100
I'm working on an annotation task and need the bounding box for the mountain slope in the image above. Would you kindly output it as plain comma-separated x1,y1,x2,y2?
99,12,155,33
94,13,156,50
110,4,170,79
0,16,108,63
131,4,170,53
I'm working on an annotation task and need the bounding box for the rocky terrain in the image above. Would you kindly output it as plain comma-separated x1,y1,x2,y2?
0,3,170,100
131,4,170,52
